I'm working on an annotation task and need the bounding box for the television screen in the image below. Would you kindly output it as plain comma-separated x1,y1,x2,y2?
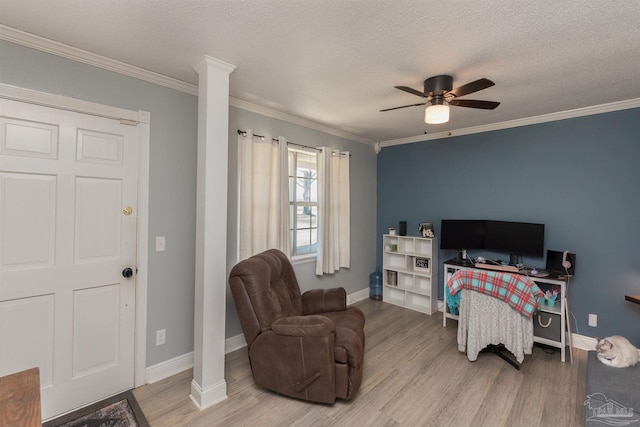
484,220,545,257
440,220,486,250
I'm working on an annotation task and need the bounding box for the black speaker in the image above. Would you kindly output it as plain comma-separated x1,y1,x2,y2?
399,221,407,236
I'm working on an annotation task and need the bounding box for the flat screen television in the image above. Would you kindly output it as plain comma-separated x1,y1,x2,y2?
484,220,545,261
440,220,486,252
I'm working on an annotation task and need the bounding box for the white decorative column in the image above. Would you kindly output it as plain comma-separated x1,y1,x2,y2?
191,55,235,410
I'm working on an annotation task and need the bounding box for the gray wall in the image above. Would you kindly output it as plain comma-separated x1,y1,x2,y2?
0,40,378,365
0,40,199,366
377,109,640,346
226,107,378,337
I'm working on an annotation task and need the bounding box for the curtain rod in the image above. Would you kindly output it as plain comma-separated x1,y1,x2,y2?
237,129,321,152
236,129,351,157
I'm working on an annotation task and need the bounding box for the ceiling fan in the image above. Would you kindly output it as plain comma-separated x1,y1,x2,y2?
380,75,500,124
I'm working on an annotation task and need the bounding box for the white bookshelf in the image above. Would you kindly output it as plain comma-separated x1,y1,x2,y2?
382,234,439,315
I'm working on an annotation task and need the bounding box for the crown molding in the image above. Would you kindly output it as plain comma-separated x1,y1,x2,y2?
0,24,376,146
10,22,629,149
380,98,640,148
229,97,377,146
0,24,199,95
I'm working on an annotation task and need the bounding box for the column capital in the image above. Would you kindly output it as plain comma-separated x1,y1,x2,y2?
194,55,236,75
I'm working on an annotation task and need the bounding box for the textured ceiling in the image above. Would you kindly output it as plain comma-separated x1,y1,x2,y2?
1,0,640,143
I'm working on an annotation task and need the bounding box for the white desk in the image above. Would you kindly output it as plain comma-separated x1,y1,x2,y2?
443,260,572,362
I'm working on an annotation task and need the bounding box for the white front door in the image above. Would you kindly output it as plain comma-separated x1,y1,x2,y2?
0,98,139,420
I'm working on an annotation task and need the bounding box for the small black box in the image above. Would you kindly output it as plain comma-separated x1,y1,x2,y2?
399,221,407,236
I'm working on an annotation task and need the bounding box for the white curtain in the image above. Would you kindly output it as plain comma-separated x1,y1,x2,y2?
238,130,290,260
316,147,350,275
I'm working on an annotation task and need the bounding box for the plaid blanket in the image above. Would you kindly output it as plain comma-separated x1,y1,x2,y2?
447,269,542,317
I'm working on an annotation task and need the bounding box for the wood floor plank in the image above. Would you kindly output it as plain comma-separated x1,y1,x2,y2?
134,299,587,426
473,364,523,427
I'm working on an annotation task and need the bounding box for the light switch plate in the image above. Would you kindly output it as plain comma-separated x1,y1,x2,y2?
155,236,166,252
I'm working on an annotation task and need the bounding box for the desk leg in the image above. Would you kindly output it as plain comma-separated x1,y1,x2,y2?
564,297,574,363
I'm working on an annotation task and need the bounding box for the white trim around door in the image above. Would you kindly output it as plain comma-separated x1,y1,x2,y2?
0,83,150,388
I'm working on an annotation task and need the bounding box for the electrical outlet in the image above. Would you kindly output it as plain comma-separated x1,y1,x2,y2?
588,313,597,327
155,236,166,252
156,329,166,346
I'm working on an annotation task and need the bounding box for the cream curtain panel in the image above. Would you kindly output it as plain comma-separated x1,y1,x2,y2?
238,130,290,260
316,147,350,275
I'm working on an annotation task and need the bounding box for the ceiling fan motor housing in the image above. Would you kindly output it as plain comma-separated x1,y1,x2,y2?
424,75,453,96
381,75,498,113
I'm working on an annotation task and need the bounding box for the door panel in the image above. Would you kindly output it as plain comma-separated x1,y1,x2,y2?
76,129,122,164
73,284,120,378
75,177,121,262
0,294,55,387
0,116,59,159
0,98,138,420
1,172,57,268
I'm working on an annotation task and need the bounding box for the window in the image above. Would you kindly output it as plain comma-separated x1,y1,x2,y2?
238,130,349,273
288,148,318,257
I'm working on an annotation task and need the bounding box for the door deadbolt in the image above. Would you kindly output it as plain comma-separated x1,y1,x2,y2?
122,206,133,216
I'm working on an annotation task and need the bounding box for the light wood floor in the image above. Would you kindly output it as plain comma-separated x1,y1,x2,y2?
134,299,587,426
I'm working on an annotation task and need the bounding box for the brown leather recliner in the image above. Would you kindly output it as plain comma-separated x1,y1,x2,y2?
229,249,365,404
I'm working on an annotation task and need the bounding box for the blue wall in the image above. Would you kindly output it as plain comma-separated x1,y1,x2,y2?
377,108,640,345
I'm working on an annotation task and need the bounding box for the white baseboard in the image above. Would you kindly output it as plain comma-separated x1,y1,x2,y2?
571,333,597,352
145,352,194,384
225,333,247,354
348,287,370,304
144,335,247,384
190,378,228,411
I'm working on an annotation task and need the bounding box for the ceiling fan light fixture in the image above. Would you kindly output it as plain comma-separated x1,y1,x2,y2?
425,99,449,124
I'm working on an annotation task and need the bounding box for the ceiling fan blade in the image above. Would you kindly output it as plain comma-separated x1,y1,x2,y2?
380,102,426,112
395,86,426,98
449,99,500,109
448,78,495,98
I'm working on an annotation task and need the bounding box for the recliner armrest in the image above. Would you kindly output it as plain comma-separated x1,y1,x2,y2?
302,288,347,315
271,315,335,337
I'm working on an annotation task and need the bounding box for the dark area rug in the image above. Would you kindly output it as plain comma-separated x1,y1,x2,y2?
43,390,149,427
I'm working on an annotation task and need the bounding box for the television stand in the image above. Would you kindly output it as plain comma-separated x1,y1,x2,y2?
480,344,520,370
